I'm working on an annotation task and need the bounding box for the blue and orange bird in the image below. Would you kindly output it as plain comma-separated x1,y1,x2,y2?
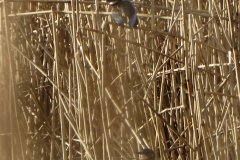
107,0,138,28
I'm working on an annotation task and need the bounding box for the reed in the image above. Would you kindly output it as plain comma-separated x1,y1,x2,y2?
1,0,240,159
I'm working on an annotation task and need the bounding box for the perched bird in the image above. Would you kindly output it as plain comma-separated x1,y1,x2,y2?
107,0,138,28
137,148,155,160
111,7,127,26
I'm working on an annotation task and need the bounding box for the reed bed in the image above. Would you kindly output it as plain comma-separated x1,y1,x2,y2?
1,0,240,159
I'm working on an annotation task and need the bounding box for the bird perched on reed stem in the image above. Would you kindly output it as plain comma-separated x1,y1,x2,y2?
137,148,155,160
107,0,138,28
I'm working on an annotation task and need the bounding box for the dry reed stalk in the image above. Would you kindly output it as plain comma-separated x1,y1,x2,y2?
51,7,67,160
2,0,25,159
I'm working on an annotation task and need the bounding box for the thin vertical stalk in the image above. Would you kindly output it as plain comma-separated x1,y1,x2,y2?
68,64,73,160
51,7,67,160
3,0,25,159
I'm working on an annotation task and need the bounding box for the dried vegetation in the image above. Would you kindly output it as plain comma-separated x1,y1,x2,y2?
1,0,240,159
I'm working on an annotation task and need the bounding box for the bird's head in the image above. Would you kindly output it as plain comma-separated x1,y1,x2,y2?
106,0,122,7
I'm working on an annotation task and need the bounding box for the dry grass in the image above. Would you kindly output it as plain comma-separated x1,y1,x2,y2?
1,0,240,159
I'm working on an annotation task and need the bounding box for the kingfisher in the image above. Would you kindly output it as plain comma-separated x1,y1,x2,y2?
136,148,155,160
107,0,138,28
